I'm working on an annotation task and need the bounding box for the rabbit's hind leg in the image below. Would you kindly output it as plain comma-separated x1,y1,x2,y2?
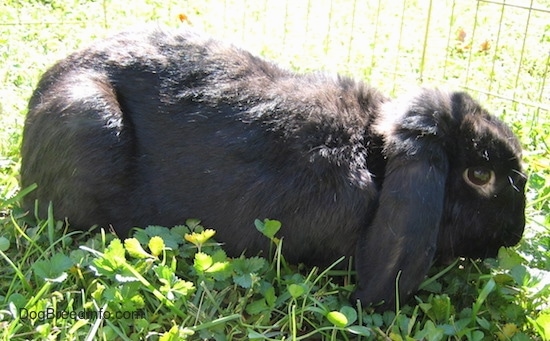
21,71,136,235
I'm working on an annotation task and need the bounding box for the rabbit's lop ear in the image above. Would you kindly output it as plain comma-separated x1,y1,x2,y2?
353,89,455,310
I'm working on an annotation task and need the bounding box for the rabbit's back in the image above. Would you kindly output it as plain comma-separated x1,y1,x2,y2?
21,28,387,265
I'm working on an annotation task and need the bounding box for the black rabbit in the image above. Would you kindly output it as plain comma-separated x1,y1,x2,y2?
21,27,526,310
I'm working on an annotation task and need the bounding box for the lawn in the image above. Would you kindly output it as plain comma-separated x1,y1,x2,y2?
1,0,549,340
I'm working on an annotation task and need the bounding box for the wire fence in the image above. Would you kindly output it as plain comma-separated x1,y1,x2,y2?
2,0,549,124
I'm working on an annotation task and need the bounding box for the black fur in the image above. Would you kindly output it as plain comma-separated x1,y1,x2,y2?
20,27,526,310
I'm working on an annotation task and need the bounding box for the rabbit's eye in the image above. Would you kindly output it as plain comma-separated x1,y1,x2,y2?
463,167,495,189
466,167,492,185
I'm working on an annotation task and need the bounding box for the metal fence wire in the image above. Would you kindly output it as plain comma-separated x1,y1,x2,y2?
2,0,549,123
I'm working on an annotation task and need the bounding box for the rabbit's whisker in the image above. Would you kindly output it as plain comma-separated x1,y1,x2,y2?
508,175,521,192
512,169,527,180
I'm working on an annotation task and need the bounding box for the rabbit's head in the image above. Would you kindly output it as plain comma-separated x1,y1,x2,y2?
436,91,526,263
353,88,525,310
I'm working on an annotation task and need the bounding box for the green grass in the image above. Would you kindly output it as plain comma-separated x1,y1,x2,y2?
1,0,549,340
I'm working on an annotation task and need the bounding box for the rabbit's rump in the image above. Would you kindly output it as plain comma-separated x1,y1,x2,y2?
21,27,526,310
